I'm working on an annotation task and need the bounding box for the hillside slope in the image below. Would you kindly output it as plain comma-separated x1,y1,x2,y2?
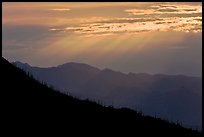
13,61,202,129
2,57,201,136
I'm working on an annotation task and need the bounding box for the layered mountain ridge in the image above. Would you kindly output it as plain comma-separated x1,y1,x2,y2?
13,60,202,129
2,57,202,136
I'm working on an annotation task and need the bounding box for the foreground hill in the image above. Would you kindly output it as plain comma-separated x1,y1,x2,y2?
13,61,202,129
2,57,202,136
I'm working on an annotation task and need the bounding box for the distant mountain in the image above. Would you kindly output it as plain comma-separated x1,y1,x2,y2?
13,61,202,130
2,57,202,136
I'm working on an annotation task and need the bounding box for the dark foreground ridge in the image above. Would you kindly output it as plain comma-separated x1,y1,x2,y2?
2,57,202,136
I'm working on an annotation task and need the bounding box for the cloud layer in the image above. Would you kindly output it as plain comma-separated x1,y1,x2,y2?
49,3,201,36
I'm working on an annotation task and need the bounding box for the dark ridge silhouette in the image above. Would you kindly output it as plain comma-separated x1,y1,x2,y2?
13,60,202,129
2,57,201,136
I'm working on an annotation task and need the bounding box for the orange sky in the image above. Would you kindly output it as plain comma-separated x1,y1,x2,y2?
2,2,202,76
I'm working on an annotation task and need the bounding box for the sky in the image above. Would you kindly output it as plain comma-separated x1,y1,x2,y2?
2,2,202,77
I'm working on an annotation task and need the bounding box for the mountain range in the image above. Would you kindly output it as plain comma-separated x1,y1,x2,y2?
2,57,202,136
13,60,202,130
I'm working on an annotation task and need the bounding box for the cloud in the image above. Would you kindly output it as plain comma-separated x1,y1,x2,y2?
49,8,71,11
125,4,201,15
47,3,201,36
49,15,202,36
